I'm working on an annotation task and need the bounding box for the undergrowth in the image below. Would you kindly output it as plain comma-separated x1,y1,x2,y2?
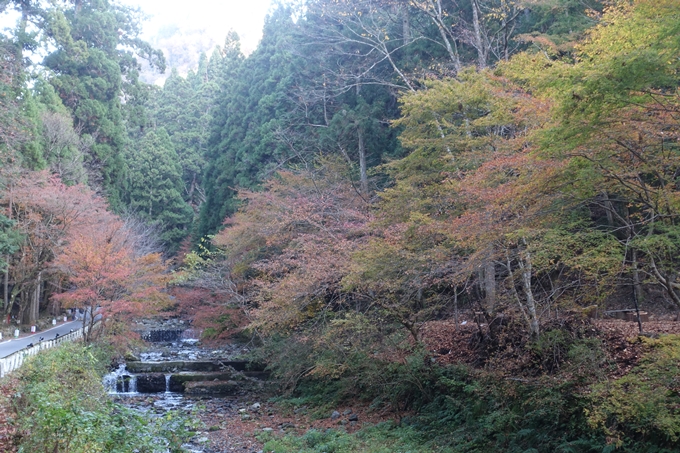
262,333,680,453
260,422,445,453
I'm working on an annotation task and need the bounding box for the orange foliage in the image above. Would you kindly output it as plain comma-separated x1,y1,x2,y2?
167,287,248,343
52,220,171,331
0,170,170,335
213,160,372,334
2,170,113,321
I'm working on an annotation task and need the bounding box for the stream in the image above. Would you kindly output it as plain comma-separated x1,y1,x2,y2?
103,323,263,453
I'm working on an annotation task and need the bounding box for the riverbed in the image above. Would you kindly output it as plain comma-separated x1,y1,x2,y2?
103,326,266,453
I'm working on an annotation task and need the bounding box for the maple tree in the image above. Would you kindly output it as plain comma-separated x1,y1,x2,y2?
1,171,107,324
52,218,171,342
213,157,372,336
374,70,551,336
497,0,680,315
0,169,169,334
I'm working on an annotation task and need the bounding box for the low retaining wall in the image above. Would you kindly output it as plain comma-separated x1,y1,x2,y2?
0,323,96,378
138,329,185,343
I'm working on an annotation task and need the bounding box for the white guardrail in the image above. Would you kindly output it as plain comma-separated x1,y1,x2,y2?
0,323,96,378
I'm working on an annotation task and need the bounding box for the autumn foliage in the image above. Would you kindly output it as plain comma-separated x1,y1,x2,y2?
1,169,170,339
202,3,680,388
52,220,170,339
169,287,246,342
213,158,372,334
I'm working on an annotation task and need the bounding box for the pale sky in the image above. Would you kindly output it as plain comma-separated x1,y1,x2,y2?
119,0,274,55
0,0,276,84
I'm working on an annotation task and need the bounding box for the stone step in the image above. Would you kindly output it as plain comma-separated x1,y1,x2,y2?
132,370,267,393
126,360,264,374
169,371,239,393
184,380,239,396
135,329,185,343
136,373,167,393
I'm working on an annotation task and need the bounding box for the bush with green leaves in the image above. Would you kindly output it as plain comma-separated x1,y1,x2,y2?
267,335,680,453
587,335,680,449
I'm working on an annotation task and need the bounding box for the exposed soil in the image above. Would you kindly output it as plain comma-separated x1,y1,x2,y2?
593,319,680,377
421,320,480,365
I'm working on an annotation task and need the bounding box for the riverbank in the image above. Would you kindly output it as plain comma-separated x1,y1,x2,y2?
4,315,680,452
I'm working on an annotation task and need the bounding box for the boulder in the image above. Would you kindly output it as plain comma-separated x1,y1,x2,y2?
124,351,140,362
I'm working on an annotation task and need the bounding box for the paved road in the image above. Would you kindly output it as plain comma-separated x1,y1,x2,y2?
0,320,82,358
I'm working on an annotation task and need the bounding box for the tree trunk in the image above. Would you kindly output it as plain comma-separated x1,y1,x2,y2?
3,263,7,313
502,13,510,61
5,284,19,317
402,4,411,44
602,191,615,227
650,256,680,307
454,286,459,331
483,259,495,314
518,249,539,338
358,127,368,195
435,22,461,72
632,248,644,306
504,250,530,338
428,0,461,72
28,271,41,325
470,0,487,69
18,289,27,325
188,172,196,202
4,185,12,314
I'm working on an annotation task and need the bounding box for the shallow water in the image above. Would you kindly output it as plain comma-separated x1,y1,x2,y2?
103,325,251,453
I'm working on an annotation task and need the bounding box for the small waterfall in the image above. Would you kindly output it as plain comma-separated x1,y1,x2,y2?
103,364,137,395
165,374,171,393
129,374,137,393
181,328,203,341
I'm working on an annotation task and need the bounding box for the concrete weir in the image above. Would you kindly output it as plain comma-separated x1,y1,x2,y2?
125,360,264,373
123,360,266,395
127,371,242,394
106,360,267,396
138,329,185,343
106,321,265,396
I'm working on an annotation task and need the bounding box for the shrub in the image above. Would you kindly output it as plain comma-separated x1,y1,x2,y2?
586,335,680,448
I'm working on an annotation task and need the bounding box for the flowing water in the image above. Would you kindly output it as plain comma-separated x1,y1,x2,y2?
103,363,137,394
102,326,255,453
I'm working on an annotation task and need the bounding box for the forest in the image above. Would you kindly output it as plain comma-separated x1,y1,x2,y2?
1,0,680,451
